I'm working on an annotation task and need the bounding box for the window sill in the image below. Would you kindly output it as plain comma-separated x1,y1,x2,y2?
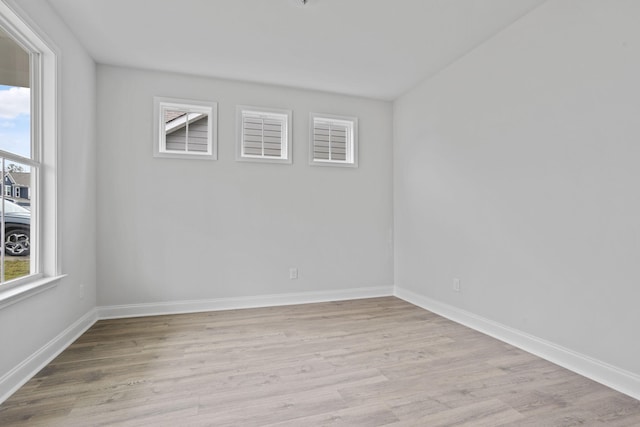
236,156,292,165
0,274,66,310
309,160,358,168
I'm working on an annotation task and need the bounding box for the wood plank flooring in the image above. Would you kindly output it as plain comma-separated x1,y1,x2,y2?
1,297,638,426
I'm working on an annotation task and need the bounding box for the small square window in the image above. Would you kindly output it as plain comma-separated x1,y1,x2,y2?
153,97,217,160
309,113,358,167
236,106,292,164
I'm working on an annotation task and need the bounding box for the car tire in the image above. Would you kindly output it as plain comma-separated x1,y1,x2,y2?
5,228,30,257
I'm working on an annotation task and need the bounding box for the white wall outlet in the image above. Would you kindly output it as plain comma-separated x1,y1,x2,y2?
289,268,298,280
453,278,461,292
79,283,85,299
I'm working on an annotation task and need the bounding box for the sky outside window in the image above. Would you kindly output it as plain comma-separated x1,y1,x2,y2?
0,84,30,159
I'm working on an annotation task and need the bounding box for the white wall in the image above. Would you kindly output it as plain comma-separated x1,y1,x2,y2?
0,0,97,394
97,66,393,306
394,0,640,377
6,0,637,404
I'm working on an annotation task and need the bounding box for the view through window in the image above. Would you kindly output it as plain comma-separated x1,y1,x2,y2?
0,26,33,283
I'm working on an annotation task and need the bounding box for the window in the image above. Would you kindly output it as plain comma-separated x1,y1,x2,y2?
0,3,60,306
0,26,35,284
309,113,358,167
153,97,217,160
236,106,292,164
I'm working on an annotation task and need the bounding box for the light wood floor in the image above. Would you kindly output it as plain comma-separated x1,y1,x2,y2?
1,297,638,426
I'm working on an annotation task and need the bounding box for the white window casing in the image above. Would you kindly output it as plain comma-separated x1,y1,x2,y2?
309,113,358,168
236,106,292,164
0,1,64,309
153,97,218,160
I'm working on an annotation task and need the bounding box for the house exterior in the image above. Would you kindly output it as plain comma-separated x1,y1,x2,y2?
3,171,31,207
165,111,209,153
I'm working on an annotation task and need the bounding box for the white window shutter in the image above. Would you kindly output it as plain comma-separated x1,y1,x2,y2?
236,106,292,164
313,120,349,162
242,112,285,158
310,114,358,167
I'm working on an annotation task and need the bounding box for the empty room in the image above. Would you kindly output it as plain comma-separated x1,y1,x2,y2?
0,0,639,425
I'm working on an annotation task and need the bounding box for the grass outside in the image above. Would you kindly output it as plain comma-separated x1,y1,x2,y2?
5,259,30,281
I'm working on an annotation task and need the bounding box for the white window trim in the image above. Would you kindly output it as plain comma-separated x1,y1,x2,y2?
236,105,292,164
309,113,358,168
153,97,218,160
0,0,63,307
13,187,20,198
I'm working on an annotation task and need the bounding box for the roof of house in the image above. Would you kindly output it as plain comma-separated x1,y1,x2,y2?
7,172,30,187
165,111,186,123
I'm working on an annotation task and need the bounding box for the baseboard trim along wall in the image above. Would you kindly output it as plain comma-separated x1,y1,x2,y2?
394,286,640,401
0,308,99,405
98,286,395,319
4,286,638,406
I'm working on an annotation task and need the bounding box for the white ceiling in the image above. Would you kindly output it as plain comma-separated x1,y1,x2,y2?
45,0,546,100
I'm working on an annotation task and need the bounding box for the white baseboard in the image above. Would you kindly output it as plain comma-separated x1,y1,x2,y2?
0,308,98,404
98,286,395,319
394,286,640,401
8,286,635,407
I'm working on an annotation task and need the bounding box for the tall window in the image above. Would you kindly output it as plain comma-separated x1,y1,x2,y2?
0,26,34,282
0,3,59,304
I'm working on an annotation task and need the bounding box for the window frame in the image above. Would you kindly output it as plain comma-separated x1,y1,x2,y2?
0,1,63,309
236,105,292,164
309,113,358,168
153,96,218,160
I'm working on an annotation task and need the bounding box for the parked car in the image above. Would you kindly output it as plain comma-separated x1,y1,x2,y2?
2,199,30,256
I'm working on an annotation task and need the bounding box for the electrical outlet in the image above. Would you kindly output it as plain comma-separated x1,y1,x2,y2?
289,268,298,280
79,283,85,299
453,278,461,292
